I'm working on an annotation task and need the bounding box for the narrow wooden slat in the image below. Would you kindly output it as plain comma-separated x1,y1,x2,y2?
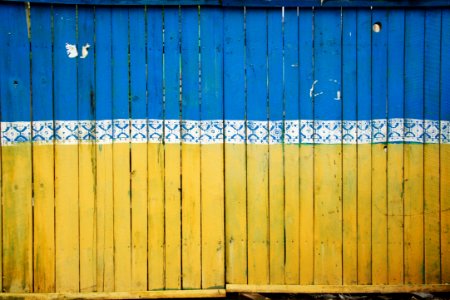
164,7,182,289
356,8,372,285
423,8,442,284
223,7,247,285
180,7,201,289
313,8,342,285
94,7,115,291
283,7,299,285
371,8,388,285
342,8,358,285
245,8,269,285
53,5,79,292
30,4,55,292
267,8,285,285
298,7,314,285
404,9,425,284
77,6,97,292
0,3,33,292
147,7,165,290
386,8,405,285
129,7,148,291
111,7,131,292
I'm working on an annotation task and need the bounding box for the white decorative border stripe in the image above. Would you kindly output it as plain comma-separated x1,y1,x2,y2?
1,118,449,146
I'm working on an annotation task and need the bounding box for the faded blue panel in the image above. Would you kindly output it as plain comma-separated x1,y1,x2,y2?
313,9,341,121
405,9,425,120
387,9,405,122
95,7,113,120
246,8,268,121
112,8,129,120
342,9,357,122
147,7,163,120
31,4,53,122
442,10,450,124
424,9,441,121
267,9,283,122
130,7,147,120
54,5,77,121
357,9,372,122
181,7,199,121
223,8,245,121
164,7,181,120
299,8,314,120
77,6,95,121
200,7,224,120
371,9,388,122
284,8,299,121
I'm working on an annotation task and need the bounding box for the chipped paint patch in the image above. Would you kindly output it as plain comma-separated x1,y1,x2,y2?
65,43,78,58
334,90,341,100
80,43,90,58
310,80,318,98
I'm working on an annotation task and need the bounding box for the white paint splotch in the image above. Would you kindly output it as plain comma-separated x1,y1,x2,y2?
309,80,318,98
80,43,90,58
65,43,78,58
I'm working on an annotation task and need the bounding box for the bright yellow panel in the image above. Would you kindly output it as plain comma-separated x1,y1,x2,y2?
441,144,450,283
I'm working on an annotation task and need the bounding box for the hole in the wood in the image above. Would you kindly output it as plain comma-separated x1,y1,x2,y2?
373,21,382,33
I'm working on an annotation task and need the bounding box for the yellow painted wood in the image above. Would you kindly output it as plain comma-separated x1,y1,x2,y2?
224,143,247,284
342,144,357,285
269,144,285,284
247,144,270,285
387,144,404,284
79,143,97,292
131,143,148,291
2,144,33,292
181,144,201,289
33,144,55,292
113,142,131,291
148,143,166,290
404,144,424,284
96,143,115,292
0,145,2,294
357,144,372,284
423,144,440,283
165,143,182,289
284,144,299,284
55,144,79,292
314,145,342,285
226,284,450,293
371,144,388,284
441,144,450,283
201,144,225,288
299,145,314,285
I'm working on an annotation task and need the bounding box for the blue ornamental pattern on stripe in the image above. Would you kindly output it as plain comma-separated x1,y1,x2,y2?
0,119,449,146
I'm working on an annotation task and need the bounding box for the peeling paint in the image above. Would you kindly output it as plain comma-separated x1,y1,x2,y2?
80,43,90,58
309,80,318,98
334,90,341,100
65,43,78,58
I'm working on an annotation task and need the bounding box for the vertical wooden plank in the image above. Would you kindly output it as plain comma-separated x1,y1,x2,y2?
342,8,358,286
77,6,96,292
129,7,148,291
441,8,450,284
283,7,300,285
267,8,285,285
371,8,388,285
0,3,33,292
200,7,225,289
404,9,425,284
387,8,405,285
423,8,441,284
95,7,115,292
313,8,342,285
30,4,55,292
356,8,372,285
223,7,247,285
298,7,314,285
245,8,269,285
147,7,165,290
180,7,201,290
164,7,182,289
111,7,131,292
53,5,79,292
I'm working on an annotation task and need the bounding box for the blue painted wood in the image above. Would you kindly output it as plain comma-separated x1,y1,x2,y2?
357,9,372,123
342,9,357,123
223,8,245,122
284,8,299,122
30,5,53,123
298,8,314,123
267,9,283,123
442,10,450,131
181,7,200,122
147,7,164,120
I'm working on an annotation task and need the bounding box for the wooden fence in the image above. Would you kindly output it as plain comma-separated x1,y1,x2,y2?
0,0,449,297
